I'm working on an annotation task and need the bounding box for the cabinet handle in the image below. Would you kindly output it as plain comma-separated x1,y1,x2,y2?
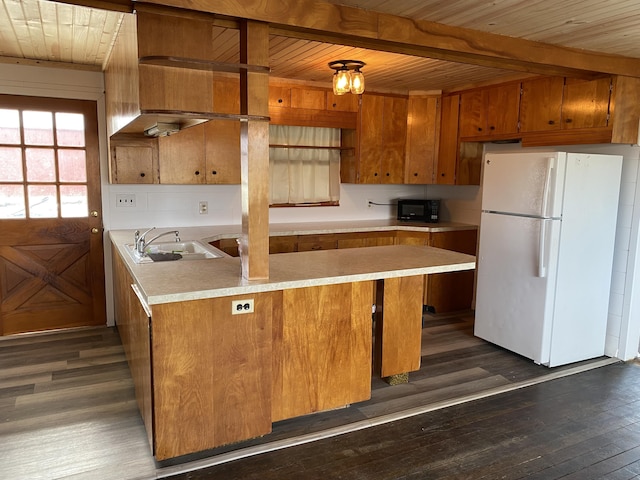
565,118,572,124
413,173,418,177
548,120,555,125
278,98,283,103
477,127,483,132
489,125,495,130
195,170,200,175
140,172,145,178
374,173,378,176
332,103,337,108
211,170,217,175
386,173,390,176
441,173,445,177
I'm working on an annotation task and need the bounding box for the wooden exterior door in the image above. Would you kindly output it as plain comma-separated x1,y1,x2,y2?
0,95,105,335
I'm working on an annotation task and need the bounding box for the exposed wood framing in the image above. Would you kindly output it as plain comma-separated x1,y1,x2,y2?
135,0,640,79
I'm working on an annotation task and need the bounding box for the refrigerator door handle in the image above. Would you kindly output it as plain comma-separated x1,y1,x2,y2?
541,156,555,218
538,219,548,278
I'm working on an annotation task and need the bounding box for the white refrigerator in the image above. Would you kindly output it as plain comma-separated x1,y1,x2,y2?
474,151,623,367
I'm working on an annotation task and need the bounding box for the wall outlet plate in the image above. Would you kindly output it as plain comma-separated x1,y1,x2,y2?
116,194,135,207
231,299,254,315
199,201,208,214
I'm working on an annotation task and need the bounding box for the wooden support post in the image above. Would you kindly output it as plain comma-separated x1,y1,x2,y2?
239,20,270,279
374,276,424,383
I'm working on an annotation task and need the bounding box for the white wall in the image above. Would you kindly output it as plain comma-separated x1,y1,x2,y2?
106,182,481,229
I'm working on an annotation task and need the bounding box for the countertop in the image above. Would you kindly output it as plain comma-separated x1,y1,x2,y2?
109,220,477,307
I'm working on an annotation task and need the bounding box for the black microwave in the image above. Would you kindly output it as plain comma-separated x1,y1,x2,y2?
397,199,440,223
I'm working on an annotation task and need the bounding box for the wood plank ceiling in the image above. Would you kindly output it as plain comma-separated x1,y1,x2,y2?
0,0,639,93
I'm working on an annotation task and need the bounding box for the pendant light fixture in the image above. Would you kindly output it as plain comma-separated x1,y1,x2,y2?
328,60,366,95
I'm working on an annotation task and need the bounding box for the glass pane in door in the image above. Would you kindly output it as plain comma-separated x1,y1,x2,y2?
0,184,26,219
23,111,54,146
0,147,23,181
0,109,20,144
55,112,85,147
28,184,57,218
60,184,88,218
26,148,56,182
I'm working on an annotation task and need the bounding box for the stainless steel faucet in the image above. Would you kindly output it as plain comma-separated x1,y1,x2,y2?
134,228,180,255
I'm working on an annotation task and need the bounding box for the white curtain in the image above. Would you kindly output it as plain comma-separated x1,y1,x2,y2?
270,125,341,204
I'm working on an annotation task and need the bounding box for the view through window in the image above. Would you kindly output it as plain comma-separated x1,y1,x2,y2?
0,108,88,219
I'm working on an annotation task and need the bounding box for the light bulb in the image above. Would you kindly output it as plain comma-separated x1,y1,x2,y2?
350,69,365,94
333,68,351,95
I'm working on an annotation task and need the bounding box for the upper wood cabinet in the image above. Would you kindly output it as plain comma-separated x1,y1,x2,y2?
109,135,159,184
157,122,241,185
458,83,520,138
437,94,460,185
520,76,612,133
344,93,408,184
158,124,206,184
519,76,564,132
561,77,612,129
404,95,441,184
268,81,358,129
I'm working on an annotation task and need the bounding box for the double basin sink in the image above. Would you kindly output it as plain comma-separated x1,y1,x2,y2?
125,240,226,264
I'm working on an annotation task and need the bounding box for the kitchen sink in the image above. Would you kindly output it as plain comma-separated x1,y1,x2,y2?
124,241,225,264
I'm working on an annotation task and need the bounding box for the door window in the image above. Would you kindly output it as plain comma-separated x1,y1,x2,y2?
0,108,89,219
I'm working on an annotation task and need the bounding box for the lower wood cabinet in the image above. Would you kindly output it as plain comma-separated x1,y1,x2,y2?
427,229,478,313
272,282,373,422
112,248,153,448
151,293,273,460
113,228,476,459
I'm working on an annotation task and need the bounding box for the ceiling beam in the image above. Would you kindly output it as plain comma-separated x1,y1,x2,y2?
134,0,640,79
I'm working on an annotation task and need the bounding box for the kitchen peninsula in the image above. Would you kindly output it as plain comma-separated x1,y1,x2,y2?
110,220,476,460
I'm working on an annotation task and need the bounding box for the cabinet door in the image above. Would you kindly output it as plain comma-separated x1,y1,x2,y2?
269,235,298,253
380,96,408,184
437,94,459,185
205,121,240,184
111,143,158,184
336,231,396,249
520,77,564,132
297,234,338,251
485,83,520,135
327,92,359,112
158,124,206,184
395,231,430,246
426,229,477,313
562,77,612,129
358,94,384,183
405,96,440,184
458,90,485,137
290,87,326,109
269,85,291,108
273,282,373,421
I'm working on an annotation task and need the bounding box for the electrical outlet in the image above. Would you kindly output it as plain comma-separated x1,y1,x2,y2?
116,194,136,207
231,299,254,315
199,201,208,214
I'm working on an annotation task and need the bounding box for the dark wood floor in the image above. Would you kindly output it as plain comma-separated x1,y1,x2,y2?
167,360,640,480
0,311,633,479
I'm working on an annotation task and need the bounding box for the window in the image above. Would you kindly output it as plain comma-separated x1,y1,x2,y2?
269,125,340,205
0,108,88,219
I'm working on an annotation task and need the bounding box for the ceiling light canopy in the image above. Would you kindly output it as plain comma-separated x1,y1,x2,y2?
328,60,366,95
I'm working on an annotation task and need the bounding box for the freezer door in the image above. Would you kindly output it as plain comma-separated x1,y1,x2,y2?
475,212,561,364
482,152,566,218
